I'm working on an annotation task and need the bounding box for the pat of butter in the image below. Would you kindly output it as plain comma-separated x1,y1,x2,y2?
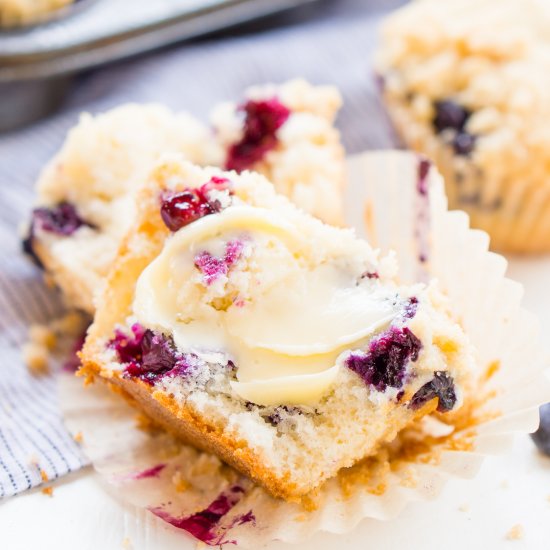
133,206,396,405
230,365,340,407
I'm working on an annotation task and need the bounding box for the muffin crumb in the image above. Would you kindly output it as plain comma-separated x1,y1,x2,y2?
458,503,470,513
505,524,524,541
22,342,49,375
171,471,189,493
41,486,54,497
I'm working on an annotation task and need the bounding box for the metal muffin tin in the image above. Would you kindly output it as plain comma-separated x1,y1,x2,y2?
0,0,317,131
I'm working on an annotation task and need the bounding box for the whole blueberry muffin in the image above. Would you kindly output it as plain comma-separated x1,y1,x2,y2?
376,0,550,253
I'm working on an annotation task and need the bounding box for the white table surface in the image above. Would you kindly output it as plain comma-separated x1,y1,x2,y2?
3,256,550,550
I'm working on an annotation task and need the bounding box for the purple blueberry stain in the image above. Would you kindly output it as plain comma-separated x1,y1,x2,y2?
416,157,431,196
346,326,422,392
415,156,432,269
409,371,457,412
402,296,419,320
360,271,379,281
63,326,89,373
226,98,291,172
110,323,147,365
231,510,256,527
130,463,167,480
531,403,550,457
194,239,245,286
148,485,247,546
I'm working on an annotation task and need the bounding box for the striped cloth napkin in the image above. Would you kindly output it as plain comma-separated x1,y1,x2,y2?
0,0,403,498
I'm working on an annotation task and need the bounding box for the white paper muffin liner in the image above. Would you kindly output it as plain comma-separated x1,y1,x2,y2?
59,150,550,548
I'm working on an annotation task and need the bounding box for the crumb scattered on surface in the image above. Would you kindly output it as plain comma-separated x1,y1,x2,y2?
51,311,89,338
505,524,524,541
22,311,90,376
29,324,57,350
73,431,83,443
22,342,49,375
41,486,54,497
171,471,189,493
458,503,470,512
500,479,509,489
122,537,132,549
399,466,419,488
39,468,49,482
482,360,500,382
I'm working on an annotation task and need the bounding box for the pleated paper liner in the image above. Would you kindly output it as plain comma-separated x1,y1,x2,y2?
59,151,550,548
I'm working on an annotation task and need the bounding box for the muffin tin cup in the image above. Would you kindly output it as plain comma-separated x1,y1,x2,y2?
59,151,550,547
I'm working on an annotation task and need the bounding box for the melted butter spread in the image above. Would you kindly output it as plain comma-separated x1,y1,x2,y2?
133,206,397,405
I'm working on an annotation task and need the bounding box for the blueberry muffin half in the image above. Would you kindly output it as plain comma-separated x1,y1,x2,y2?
24,81,346,312
80,157,473,502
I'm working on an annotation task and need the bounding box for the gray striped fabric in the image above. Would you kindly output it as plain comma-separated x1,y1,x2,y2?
0,0,405,498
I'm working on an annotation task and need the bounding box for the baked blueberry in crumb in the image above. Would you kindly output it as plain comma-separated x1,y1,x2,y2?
433,100,476,156
433,100,470,133
346,326,422,392
452,131,476,156
409,371,456,412
23,202,93,266
110,324,195,384
160,177,233,232
31,202,89,236
265,405,303,427
226,98,291,172
110,323,146,364
531,403,550,456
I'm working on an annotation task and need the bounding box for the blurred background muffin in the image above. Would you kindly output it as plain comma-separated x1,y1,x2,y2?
376,0,550,253
0,0,74,27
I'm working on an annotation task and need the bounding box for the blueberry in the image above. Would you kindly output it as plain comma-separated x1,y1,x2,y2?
346,326,422,392
160,178,233,232
31,202,89,236
226,98,291,172
531,403,550,456
409,371,457,412
453,131,476,156
433,100,470,133
110,325,198,384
